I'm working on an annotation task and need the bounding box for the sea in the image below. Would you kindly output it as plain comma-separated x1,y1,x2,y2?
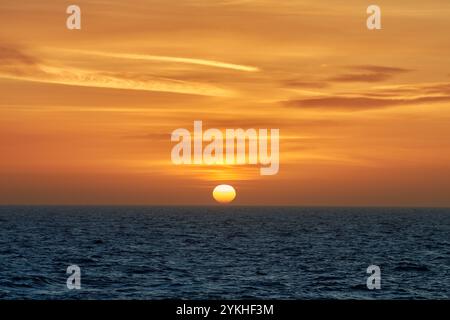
0,206,449,299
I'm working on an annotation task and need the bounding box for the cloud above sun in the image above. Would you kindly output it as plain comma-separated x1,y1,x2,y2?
0,44,252,97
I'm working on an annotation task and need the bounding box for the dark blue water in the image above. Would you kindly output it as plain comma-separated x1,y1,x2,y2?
0,206,449,299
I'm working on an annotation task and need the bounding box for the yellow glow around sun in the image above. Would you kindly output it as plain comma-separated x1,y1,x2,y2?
213,185,236,204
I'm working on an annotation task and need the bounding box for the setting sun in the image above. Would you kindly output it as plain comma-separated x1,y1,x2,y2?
212,185,236,204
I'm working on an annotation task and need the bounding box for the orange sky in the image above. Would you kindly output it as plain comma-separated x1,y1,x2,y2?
1,0,450,206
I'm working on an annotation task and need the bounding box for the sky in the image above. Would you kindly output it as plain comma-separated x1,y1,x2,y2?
1,0,450,206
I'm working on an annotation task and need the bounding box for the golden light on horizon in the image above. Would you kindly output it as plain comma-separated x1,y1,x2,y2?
213,185,237,204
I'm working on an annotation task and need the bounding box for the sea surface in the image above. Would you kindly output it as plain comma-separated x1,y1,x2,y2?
0,206,449,299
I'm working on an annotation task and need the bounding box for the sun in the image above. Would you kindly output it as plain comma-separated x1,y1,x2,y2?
212,184,236,204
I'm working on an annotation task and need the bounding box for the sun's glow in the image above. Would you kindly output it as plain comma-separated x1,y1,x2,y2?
212,184,236,204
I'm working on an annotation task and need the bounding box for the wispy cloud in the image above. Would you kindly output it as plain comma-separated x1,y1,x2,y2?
0,45,236,97
283,82,450,111
0,65,234,97
58,49,260,72
282,79,329,89
0,44,38,65
330,65,412,83
349,65,412,74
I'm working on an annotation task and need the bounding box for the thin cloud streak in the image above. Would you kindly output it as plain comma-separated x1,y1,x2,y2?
284,95,450,111
0,65,234,97
283,82,450,111
329,65,412,83
58,49,260,72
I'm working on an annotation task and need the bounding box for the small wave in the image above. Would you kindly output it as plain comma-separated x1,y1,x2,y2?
350,284,368,291
394,263,430,272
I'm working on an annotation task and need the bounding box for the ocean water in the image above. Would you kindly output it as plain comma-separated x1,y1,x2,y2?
0,206,449,300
